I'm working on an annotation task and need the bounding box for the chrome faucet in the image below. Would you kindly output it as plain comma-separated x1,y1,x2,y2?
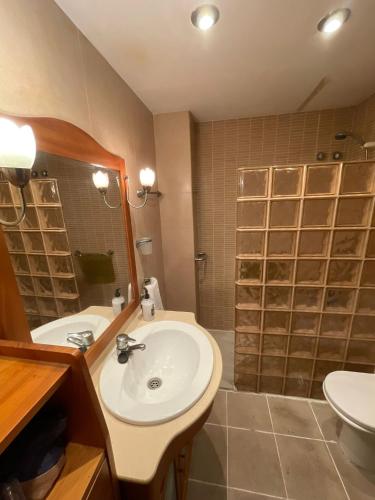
116,333,146,364
67,330,94,353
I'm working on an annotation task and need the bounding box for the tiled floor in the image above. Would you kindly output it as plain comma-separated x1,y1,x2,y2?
188,390,375,500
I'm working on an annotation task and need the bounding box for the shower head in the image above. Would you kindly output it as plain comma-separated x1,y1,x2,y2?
334,131,365,147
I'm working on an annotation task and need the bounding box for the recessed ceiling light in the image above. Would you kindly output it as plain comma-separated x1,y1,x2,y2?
317,8,351,33
191,4,220,31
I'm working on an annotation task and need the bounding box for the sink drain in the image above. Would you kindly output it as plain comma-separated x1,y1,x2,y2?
147,377,162,390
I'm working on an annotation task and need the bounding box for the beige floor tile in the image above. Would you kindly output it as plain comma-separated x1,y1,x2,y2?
268,396,322,438
276,435,347,500
328,443,375,500
187,480,227,500
228,488,285,499
311,401,341,441
207,390,227,426
227,392,272,431
190,424,227,485
228,428,285,497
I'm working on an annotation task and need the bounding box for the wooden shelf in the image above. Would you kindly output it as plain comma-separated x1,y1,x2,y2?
0,356,69,453
47,442,104,500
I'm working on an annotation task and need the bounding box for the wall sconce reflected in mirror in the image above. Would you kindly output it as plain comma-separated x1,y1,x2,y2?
125,167,161,209
92,166,161,210
92,169,121,209
0,118,36,227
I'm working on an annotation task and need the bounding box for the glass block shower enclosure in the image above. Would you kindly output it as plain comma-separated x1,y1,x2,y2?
0,177,80,330
235,161,375,398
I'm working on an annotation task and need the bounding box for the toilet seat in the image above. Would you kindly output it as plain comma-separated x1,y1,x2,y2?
323,371,375,433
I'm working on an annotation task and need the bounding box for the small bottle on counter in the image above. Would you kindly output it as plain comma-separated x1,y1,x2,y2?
112,288,125,315
141,287,155,321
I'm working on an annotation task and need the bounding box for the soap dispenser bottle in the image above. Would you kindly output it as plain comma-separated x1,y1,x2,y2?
141,287,155,321
112,288,125,315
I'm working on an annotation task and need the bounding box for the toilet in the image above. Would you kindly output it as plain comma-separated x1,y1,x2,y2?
323,371,375,472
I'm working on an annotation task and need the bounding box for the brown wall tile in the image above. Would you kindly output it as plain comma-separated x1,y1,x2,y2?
193,93,375,397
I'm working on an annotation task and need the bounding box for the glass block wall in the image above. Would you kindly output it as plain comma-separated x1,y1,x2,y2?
0,177,80,330
235,161,375,398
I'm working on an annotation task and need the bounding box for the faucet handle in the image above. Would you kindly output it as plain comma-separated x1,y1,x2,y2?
67,330,94,346
67,335,87,353
116,333,136,350
121,333,136,342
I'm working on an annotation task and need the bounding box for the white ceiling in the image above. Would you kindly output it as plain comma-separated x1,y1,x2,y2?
55,0,375,122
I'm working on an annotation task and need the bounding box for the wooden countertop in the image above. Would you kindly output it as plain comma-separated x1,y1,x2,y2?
89,309,223,484
0,356,69,453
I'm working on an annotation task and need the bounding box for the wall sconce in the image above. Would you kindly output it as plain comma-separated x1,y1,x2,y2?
0,118,36,226
92,169,121,209
126,167,161,209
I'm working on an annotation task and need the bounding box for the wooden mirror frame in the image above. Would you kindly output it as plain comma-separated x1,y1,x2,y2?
0,114,139,366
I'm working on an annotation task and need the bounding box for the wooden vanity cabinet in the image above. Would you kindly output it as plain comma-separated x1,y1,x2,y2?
85,459,112,500
0,340,119,499
121,403,212,500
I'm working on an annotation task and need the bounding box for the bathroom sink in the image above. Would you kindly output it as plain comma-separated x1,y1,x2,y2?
99,320,214,425
31,314,110,348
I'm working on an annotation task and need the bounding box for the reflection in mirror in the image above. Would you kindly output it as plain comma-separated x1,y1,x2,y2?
0,151,130,341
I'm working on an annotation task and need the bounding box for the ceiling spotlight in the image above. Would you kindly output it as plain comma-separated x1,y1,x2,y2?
191,4,220,31
317,8,351,33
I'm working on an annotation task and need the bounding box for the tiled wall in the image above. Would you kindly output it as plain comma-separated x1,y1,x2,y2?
193,96,375,329
193,93,375,395
41,153,130,310
352,93,375,155
235,161,375,398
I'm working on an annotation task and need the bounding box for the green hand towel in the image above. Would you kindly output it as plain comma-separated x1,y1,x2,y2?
77,253,115,284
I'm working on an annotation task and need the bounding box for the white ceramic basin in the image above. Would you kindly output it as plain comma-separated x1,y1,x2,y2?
99,320,214,425
31,314,110,348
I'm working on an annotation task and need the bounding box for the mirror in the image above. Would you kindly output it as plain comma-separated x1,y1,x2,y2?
0,115,138,364
1,151,130,327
